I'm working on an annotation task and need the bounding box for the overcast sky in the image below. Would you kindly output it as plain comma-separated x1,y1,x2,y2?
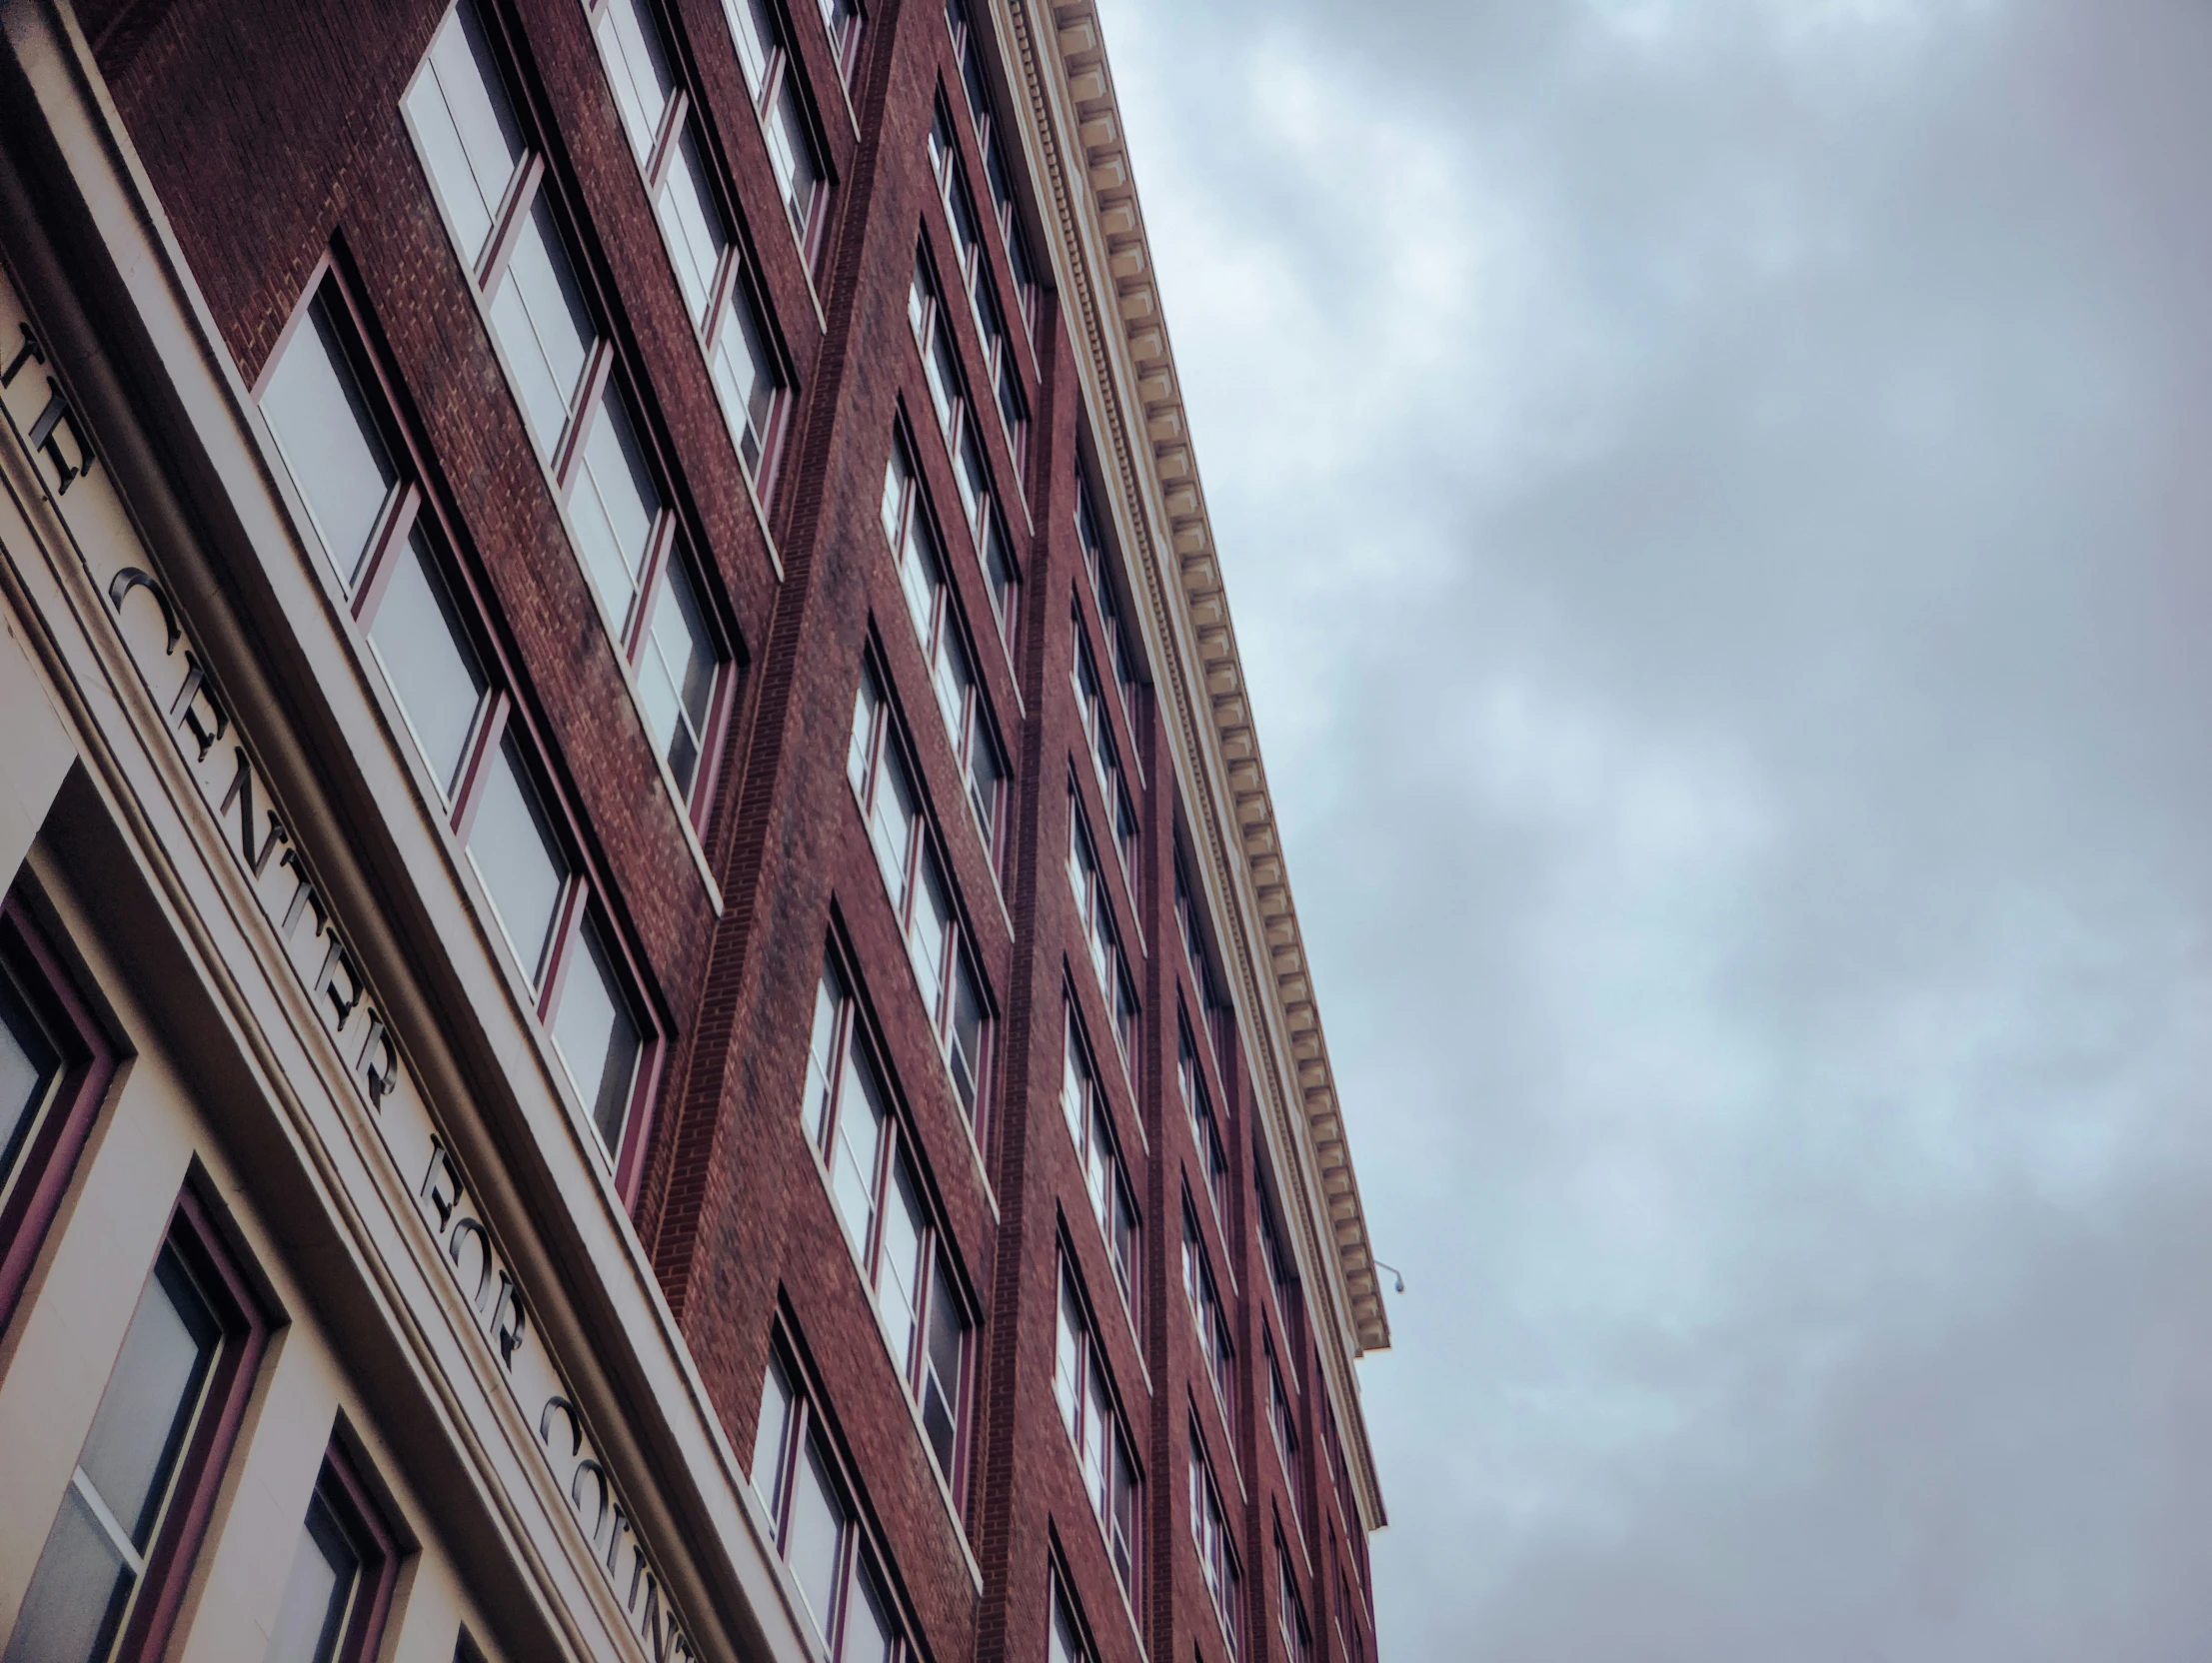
1092,0,2212,1656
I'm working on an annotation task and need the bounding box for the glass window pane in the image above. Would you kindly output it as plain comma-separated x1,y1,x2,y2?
551,917,642,1160
410,2,525,267
656,126,727,328
926,327,960,438
568,383,660,634
955,428,987,533
0,971,59,1194
1053,1280,1081,1435
261,298,396,589
599,0,673,165
262,1485,361,1663
877,1158,924,1373
965,727,1001,846
881,445,908,548
803,962,843,1150
368,531,488,799
843,1560,895,1663
947,956,984,1117
929,627,969,749
909,856,953,1026
868,746,919,917
1,1483,132,1663
726,0,774,95
638,558,718,796
751,1355,795,1503
786,1440,846,1638
829,1041,887,1258
488,197,594,460
982,514,1017,629
770,83,820,243
78,1249,219,1547
712,286,778,477
921,1256,963,1474
467,737,566,983
897,515,940,650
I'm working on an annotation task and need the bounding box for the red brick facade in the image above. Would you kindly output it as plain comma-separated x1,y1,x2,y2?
81,0,1385,1660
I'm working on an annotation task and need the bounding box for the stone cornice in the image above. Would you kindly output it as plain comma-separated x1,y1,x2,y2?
991,0,1388,1530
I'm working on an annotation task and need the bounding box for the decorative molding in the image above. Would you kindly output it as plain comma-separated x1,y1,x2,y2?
993,0,1389,1529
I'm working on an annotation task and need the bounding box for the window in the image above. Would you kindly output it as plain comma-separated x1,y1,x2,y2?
1181,1201,1234,1435
1066,794,1137,1067
1188,1423,1242,1652
750,1350,904,1662
262,1446,401,1663
4,1193,268,1663
815,0,863,81
907,252,1021,645
1047,1573,1094,1663
1264,1335,1301,1530
1256,1162,1298,1327
941,0,1043,340
723,0,829,256
801,957,972,1487
1172,855,1233,1069
879,437,1008,865
1054,1262,1139,1600
0,893,116,1331
1335,1562,1364,1663
1178,1017,1230,1227
260,279,657,1178
582,0,789,482
400,15,735,810
1074,474,1144,744
1059,1009,1137,1323
848,666,992,1122
924,99,1029,471
1073,622,1138,880
1276,1546,1311,1663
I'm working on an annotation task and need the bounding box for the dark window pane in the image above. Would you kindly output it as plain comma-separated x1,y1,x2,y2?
79,1250,219,1546
369,531,487,799
0,969,59,1193
408,1,525,266
786,1439,846,1639
751,1355,795,1505
262,299,396,588
467,737,566,983
1,1484,132,1663
843,1559,895,1663
262,1485,361,1663
638,558,717,796
488,197,594,459
568,382,659,633
922,1256,963,1476
551,917,642,1161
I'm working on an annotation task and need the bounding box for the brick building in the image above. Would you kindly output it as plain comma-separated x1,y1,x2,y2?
0,0,1388,1659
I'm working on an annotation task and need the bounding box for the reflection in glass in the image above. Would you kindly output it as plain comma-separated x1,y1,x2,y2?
467,737,565,983
368,532,487,799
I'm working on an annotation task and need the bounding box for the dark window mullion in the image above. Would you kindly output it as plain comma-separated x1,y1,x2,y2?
476,152,548,296
349,484,425,624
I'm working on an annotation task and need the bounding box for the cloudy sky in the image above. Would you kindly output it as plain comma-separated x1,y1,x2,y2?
1092,0,2212,1655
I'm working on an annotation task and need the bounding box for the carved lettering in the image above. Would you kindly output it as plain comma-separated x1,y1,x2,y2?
488,1270,527,1370
315,932,365,1033
217,748,291,876
277,847,325,940
354,1017,398,1110
106,567,179,655
447,1215,494,1306
167,652,227,764
419,1136,463,1235
602,1503,632,1577
1,321,44,388
27,378,94,494
570,1457,612,1535
539,1394,584,1458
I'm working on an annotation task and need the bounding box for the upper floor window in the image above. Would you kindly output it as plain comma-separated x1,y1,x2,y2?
723,0,829,257
1276,1545,1312,1663
1189,1422,1243,1653
908,251,1021,646
1181,1199,1234,1435
260,279,654,1173
801,957,972,1487
941,0,1043,338
1066,793,1138,1068
849,662,991,1122
1047,1573,1095,1663
263,1443,402,1663
1178,1016,1230,1228
1074,474,1145,744
880,437,1007,866
1073,621,1138,879
1336,1562,1366,1663
1265,1333,1302,1529
403,9,731,815
925,100,1028,471
751,1348,905,1661
1256,1160,1299,1327
1059,1009,1138,1323
816,0,863,81
1054,1261,1140,1601
585,0,789,482
0,894,116,1332
4,1193,269,1663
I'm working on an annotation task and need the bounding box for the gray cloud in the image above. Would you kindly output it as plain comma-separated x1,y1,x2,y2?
1095,0,2212,1654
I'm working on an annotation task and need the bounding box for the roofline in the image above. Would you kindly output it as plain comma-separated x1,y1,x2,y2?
992,0,1390,1531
